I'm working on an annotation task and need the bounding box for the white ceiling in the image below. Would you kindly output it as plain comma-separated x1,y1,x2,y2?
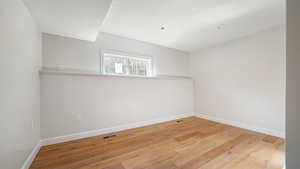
100,0,285,52
23,0,112,41
24,0,285,53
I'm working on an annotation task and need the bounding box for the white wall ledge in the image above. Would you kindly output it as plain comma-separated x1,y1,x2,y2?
39,67,192,80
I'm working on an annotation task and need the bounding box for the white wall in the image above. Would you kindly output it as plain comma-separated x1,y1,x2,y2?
0,0,41,169
42,32,190,77
190,27,285,137
40,74,194,139
42,33,99,73
287,0,300,168
41,31,193,140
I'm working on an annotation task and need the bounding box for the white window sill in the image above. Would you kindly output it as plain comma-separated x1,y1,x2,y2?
39,67,192,80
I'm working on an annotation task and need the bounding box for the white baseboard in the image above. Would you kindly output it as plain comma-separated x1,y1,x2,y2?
195,113,285,138
21,141,41,169
41,113,194,146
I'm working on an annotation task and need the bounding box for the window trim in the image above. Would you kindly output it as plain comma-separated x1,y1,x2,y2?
100,49,154,77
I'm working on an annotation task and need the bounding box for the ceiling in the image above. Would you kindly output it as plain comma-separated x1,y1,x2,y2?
24,0,285,53
100,0,285,52
23,0,112,41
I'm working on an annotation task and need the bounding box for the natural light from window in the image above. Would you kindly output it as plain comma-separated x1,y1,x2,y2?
102,52,152,77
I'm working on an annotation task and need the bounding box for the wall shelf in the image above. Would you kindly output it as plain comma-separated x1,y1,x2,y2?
39,67,192,80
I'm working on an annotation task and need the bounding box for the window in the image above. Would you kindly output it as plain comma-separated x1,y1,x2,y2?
102,51,153,77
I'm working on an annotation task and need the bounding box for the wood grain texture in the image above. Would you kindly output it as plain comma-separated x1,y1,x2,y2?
30,117,285,169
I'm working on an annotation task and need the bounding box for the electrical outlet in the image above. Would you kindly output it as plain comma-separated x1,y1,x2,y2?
31,120,34,129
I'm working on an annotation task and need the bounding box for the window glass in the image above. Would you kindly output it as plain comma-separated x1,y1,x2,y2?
103,54,128,75
102,52,152,77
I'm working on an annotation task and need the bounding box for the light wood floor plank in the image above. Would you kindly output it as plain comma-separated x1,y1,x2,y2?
30,117,285,169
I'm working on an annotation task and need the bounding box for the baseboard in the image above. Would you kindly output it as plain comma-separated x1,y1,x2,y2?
41,113,194,146
195,113,285,138
21,141,41,169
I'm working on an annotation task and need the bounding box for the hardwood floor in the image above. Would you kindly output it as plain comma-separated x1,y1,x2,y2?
30,117,285,169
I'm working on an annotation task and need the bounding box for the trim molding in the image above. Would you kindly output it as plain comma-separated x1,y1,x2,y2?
195,113,285,138
41,113,194,146
21,141,41,169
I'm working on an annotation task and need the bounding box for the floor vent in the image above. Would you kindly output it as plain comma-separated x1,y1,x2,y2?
176,120,183,123
103,134,116,139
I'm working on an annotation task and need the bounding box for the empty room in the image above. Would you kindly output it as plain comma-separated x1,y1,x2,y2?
3,0,300,169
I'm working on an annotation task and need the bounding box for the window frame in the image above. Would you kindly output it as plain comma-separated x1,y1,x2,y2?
100,49,154,77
